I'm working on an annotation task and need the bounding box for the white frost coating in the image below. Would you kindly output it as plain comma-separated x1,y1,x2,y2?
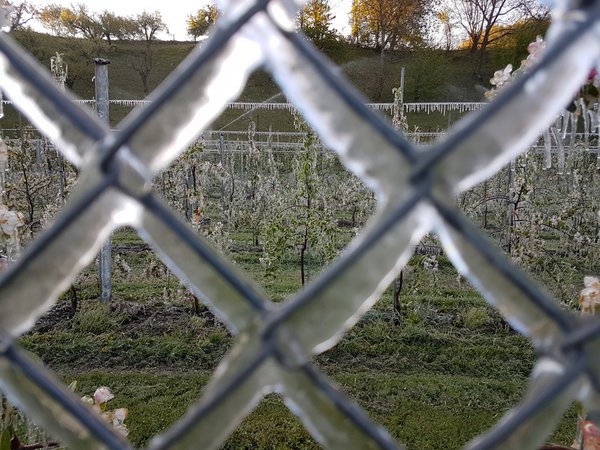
434,205,563,347
0,6,13,32
280,368,396,450
286,203,433,355
150,339,276,450
111,198,143,226
246,11,412,200
524,69,548,95
0,53,72,162
0,359,107,450
543,130,552,168
467,359,579,450
403,102,485,114
137,205,272,334
0,36,107,167
551,126,565,174
267,1,296,31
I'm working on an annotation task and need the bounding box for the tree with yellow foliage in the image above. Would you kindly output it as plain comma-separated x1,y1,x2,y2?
297,0,336,48
350,0,431,52
187,4,218,41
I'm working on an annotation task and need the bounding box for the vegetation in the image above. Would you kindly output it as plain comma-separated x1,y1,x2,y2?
0,4,595,449
8,242,580,448
349,0,432,51
1,108,598,446
186,4,218,41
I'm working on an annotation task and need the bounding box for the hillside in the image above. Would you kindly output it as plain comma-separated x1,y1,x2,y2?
3,31,521,132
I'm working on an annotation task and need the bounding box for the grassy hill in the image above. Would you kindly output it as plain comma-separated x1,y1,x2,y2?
2,30,522,134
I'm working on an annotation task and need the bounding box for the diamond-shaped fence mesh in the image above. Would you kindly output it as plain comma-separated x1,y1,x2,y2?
0,0,599,449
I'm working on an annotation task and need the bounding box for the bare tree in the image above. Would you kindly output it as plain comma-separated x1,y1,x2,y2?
2,0,37,31
130,48,153,95
451,0,548,76
135,11,168,47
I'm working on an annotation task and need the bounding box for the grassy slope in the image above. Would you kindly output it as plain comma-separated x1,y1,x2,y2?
4,31,519,134
18,240,577,448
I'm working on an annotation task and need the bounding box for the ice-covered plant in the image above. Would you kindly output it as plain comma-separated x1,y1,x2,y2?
260,114,339,285
81,386,128,436
0,204,23,261
485,36,546,101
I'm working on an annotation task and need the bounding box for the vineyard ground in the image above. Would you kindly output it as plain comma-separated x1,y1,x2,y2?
17,229,580,449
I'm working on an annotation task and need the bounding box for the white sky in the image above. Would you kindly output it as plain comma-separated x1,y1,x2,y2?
25,0,353,41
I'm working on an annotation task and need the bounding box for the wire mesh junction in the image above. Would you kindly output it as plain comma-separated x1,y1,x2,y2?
0,0,600,449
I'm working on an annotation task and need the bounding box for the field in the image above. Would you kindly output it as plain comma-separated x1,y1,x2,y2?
9,143,598,448
17,230,578,449
1,29,598,449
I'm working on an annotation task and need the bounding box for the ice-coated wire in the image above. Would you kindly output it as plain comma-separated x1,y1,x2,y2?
280,29,417,163
0,35,103,142
430,195,573,333
0,0,598,448
0,172,115,289
139,193,269,314
149,345,272,450
2,339,131,449
98,0,271,171
300,363,401,450
262,179,429,337
468,357,585,450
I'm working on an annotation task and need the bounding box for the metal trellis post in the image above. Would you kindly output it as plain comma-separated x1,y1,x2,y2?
95,58,112,302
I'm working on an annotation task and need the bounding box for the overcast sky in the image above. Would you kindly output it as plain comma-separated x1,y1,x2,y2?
25,0,352,41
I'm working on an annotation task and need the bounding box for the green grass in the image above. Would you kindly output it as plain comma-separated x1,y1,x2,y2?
14,222,581,449
15,255,579,449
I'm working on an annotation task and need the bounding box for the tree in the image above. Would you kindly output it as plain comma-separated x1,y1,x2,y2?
186,4,217,41
2,0,37,31
437,8,456,51
350,0,431,51
450,0,548,75
297,0,336,48
135,11,167,46
98,11,138,44
59,4,103,41
38,3,67,36
260,116,338,286
130,47,154,95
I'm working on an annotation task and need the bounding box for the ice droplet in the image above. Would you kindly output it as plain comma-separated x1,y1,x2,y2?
550,127,564,174
543,129,552,169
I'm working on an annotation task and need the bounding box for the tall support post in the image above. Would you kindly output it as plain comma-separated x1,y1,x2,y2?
400,66,405,102
219,133,226,207
95,58,112,302
506,159,516,255
51,53,67,204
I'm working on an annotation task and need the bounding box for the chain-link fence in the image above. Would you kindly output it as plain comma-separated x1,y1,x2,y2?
0,0,600,449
